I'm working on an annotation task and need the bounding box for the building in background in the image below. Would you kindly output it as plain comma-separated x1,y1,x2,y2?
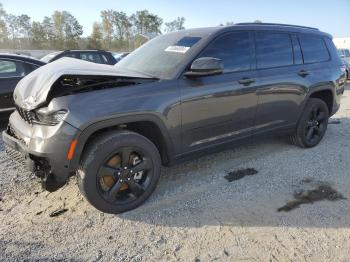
333,38,350,49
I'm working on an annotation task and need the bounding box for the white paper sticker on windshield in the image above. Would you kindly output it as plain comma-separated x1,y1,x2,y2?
165,45,190,53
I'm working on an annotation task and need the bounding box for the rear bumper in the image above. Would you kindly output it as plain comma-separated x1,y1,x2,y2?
2,111,80,190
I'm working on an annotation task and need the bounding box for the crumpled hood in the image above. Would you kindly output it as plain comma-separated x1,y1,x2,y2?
14,57,150,110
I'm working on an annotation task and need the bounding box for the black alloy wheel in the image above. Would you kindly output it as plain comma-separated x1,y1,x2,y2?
78,131,161,214
289,98,329,148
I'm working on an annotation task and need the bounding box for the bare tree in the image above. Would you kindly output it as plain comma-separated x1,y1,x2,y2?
88,22,103,49
164,17,185,32
0,3,8,43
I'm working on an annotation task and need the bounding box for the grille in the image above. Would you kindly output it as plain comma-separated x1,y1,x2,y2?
15,106,36,124
7,124,25,144
5,145,26,166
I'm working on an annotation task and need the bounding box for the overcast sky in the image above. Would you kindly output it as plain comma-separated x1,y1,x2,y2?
1,0,350,37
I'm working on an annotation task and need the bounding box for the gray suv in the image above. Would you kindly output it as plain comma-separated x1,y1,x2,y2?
3,23,346,213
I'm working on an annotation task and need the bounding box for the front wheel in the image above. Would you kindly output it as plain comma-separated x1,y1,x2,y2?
77,130,161,214
289,98,329,148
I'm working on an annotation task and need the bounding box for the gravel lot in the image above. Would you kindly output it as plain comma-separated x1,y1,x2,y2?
1,83,350,261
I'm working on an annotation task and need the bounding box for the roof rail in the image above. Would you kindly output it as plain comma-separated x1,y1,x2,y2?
62,49,107,52
235,23,319,31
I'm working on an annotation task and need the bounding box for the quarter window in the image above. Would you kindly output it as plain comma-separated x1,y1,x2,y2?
299,35,330,63
0,60,26,77
255,32,293,69
199,32,251,72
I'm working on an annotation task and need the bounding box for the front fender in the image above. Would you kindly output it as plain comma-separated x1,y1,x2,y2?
68,113,176,173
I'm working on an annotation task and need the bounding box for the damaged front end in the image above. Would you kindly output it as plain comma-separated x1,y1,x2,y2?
4,58,158,192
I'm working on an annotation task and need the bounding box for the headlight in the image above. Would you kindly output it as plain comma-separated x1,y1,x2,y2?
35,108,68,125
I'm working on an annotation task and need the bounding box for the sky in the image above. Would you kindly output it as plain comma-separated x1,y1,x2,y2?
1,0,350,37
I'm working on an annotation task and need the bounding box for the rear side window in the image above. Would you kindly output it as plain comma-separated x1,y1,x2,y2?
255,32,293,69
101,54,109,64
299,35,330,63
80,52,103,64
65,52,79,59
199,32,251,72
0,60,26,77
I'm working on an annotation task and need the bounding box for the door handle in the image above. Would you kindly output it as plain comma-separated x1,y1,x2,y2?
238,78,255,86
298,70,310,77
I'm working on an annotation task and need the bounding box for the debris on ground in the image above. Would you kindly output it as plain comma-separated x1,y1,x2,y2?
278,183,346,212
224,168,258,182
49,208,68,217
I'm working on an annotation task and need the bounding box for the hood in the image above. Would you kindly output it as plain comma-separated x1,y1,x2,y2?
14,57,152,110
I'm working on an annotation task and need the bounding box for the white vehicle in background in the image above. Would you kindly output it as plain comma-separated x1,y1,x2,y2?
338,48,350,79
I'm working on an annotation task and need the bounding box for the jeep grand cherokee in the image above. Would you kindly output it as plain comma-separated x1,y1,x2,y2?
2,23,346,213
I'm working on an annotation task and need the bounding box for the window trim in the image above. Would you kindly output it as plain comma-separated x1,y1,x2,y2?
297,34,331,65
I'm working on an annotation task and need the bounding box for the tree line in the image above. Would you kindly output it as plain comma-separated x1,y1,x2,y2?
0,3,186,51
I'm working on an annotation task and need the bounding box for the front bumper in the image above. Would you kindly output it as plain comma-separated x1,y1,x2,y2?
2,111,80,191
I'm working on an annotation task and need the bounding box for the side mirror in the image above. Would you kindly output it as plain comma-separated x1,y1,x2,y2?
184,57,224,77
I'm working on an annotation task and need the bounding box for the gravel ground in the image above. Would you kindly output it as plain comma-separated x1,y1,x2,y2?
1,83,350,261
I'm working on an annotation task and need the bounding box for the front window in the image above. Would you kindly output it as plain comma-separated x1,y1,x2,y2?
198,32,251,72
116,34,203,79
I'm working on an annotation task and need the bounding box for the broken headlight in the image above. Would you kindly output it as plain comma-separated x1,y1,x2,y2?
35,108,68,125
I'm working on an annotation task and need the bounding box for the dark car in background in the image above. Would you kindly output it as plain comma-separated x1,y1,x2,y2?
0,54,45,121
40,50,117,65
3,23,346,214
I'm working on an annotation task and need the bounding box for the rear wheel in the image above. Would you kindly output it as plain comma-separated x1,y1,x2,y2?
289,98,329,148
77,130,161,214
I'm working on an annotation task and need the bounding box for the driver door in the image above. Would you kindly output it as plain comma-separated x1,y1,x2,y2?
179,31,259,152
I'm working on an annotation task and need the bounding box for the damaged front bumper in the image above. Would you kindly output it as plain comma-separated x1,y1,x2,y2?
2,111,80,192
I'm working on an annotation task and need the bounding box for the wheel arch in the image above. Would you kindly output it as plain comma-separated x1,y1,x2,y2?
69,114,176,172
308,88,334,114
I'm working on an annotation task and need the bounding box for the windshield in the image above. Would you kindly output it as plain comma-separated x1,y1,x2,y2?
116,34,202,79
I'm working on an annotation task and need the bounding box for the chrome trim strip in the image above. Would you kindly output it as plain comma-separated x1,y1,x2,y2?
190,120,284,147
0,107,15,113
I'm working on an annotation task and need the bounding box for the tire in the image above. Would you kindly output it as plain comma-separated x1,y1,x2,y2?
77,130,161,214
289,98,329,148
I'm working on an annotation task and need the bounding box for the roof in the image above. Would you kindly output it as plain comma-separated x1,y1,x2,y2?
0,53,46,65
176,23,331,39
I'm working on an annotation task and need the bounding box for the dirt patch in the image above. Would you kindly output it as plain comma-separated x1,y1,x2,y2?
278,183,346,212
224,168,258,182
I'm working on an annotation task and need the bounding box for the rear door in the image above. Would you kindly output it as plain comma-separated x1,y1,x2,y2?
180,31,259,152
253,32,308,134
0,59,31,112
